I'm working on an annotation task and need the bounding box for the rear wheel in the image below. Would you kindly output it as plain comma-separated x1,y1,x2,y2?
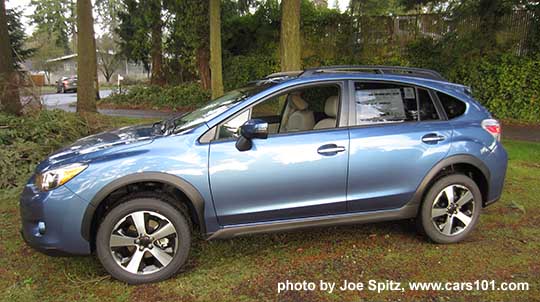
418,174,481,244
96,195,191,284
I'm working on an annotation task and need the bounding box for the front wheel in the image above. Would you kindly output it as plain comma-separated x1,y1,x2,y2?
96,194,191,284
418,174,482,244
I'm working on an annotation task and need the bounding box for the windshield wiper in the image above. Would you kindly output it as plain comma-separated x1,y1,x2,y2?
154,112,189,135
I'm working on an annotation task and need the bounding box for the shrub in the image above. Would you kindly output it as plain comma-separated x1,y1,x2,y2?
223,54,279,91
448,54,540,123
100,82,211,110
120,76,150,86
406,37,540,123
0,110,121,188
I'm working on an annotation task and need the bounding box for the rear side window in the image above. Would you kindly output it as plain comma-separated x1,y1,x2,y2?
354,82,440,125
437,92,466,119
418,88,439,121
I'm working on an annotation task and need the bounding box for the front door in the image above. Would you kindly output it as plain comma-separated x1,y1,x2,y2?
208,83,350,225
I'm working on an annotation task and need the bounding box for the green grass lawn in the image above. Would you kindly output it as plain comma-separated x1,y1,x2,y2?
37,86,58,95
0,134,538,301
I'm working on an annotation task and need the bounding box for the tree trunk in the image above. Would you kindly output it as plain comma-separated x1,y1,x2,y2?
76,0,97,113
95,67,101,101
209,0,224,98
150,9,165,86
196,47,211,91
104,70,112,83
0,0,21,115
92,33,100,100
280,0,301,72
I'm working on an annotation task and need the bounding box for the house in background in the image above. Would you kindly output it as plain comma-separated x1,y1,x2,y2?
44,53,148,85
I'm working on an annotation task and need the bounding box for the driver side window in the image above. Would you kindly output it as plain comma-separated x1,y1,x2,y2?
216,95,285,140
217,110,250,139
215,84,340,140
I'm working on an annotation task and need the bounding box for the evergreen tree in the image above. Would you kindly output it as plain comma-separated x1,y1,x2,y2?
30,0,74,54
0,0,22,115
6,8,34,68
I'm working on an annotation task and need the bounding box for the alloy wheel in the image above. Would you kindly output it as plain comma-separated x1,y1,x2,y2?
109,210,178,275
431,184,475,236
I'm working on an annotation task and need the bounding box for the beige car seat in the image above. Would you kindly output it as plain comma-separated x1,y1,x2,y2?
313,96,338,129
282,94,315,132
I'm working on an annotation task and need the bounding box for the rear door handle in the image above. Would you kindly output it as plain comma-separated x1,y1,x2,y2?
317,144,346,155
421,133,446,143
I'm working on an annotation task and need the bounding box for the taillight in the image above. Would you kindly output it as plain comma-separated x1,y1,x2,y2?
63,80,69,85
482,119,501,141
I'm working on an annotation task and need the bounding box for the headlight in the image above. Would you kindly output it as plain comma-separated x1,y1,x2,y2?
35,163,88,191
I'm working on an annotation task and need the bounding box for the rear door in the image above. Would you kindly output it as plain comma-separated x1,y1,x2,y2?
346,81,452,212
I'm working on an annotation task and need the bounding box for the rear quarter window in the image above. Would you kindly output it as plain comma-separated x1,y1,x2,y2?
437,92,466,119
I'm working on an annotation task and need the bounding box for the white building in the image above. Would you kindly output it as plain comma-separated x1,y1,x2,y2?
45,53,148,84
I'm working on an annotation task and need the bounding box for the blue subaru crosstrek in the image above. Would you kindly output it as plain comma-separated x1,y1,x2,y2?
20,66,507,284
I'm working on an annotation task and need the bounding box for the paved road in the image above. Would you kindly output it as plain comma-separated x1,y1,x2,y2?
41,90,174,119
502,123,540,142
42,90,112,112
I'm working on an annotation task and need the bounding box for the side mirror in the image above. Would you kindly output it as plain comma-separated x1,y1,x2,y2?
240,119,268,139
235,119,268,151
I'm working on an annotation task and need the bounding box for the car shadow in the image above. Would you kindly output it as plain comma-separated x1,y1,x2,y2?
180,219,420,274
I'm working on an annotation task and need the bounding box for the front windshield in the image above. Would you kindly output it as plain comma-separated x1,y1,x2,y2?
167,83,271,133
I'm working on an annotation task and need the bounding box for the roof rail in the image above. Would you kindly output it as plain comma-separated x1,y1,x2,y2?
300,65,446,81
264,71,303,79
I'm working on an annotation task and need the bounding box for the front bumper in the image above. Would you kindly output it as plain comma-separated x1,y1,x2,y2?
19,177,93,256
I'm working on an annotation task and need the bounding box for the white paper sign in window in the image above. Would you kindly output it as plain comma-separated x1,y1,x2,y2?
356,89,405,124
403,87,415,99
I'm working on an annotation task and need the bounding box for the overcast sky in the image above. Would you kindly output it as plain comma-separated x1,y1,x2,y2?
6,0,351,36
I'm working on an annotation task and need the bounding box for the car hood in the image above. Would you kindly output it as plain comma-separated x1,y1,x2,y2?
37,124,158,171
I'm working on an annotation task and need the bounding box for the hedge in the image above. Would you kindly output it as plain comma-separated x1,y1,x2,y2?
448,54,540,123
0,111,125,189
100,83,211,111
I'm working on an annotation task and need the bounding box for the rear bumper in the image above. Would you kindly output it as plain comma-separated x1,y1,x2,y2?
484,143,508,207
64,84,77,91
19,177,92,256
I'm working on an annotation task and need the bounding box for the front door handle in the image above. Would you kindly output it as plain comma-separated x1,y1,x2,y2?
422,133,446,143
317,144,346,155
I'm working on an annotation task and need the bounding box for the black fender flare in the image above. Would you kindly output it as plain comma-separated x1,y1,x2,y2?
409,154,490,209
81,172,206,241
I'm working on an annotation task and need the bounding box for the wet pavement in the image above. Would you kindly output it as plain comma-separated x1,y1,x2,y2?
502,122,540,142
96,108,175,119
42,90,112,112
41,90,176,119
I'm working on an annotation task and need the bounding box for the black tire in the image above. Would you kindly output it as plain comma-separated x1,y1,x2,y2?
96,193,191,284
418,174,482,244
